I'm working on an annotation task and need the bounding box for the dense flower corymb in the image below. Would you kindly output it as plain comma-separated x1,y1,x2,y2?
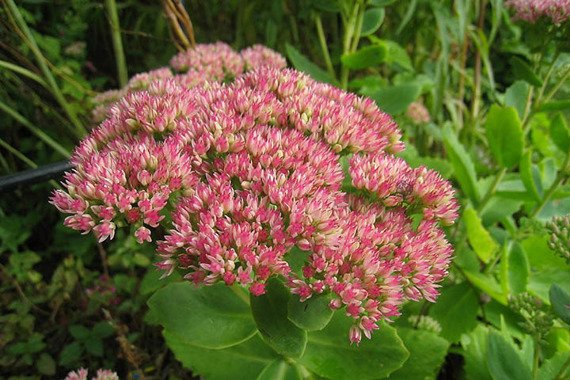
506,0,570,24
52,47,458,343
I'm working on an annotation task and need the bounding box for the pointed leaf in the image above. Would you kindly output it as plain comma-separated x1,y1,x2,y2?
461,325,492,380
250,278,307,358
519,151,541,201
550,284,570,325
485,105,523,168
442,125,480,202
299,313,409,380
507,242,529,294
147,282,257,349
285,44,337,85
463,207,498,264
361,8,385,36
550,113,570,152
341,45,387,70
368,83,421,115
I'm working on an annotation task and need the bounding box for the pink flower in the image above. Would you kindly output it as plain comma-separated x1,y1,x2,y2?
53,50,458,343
506,0,570,24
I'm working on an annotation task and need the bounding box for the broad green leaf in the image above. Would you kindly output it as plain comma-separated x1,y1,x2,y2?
165,332,278,380
485,105,524,168
288,293,334,331
442,125,480,203
341,45,387,70
429,282,480,342
148,282,256,349
550,113,570,153
257,360,303,380
285,44,338,85
368,83,421,115
59,341,83,367
463,207,498,263
36,353,56,376
250,278,307,358
461,325,492,380
550,284,570,325
482,301,526,341
519,151,542,201
505,80,530,119
361,8,385,36
463,270,508,305
370,38,413,71
539,351,570,380
69,325,90,340
480,197,523,225
299,313,409,379
92,321,114,339
538,99,570,112
507,242,529,294
510,56,542,86
84,338,103,357
387,328,449,380
285,246,310,275
487,331,532,380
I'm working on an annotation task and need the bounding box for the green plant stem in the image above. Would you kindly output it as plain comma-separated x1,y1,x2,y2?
314,14,335,78
104,0,128,87
340,1,362,89
531,152,570,218
543,65,570,104
0,59,49,89
535,51,560,105
3,0,86,137
477,167,507,212
532,336,540,380
0,100,71,158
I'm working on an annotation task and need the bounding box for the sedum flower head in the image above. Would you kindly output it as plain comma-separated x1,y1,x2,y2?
64,368,119,380
53,51,458,344
546,214,570,264
506,0,570,24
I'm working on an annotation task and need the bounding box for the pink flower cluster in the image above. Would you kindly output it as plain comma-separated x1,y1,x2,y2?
53,65,458,343
64,368,118,380
506,0,570,24
92,43,286,123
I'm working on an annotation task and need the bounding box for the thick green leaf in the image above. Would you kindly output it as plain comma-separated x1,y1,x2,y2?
257,359,303,380
288,293,334,331
387,328,449,380
299,313,409,380
429,282,479,342
442,125,480,203
461,325,492,380
505,80,530,119
250,278,307,358
148,282,256,349
550,113,570,153
519,151,542,201
485,105,524,168
341,45,387,69
463,207,498,263
510,56,542,87
370,37,413,71
361,8,385,36
59,341,83,367
165,332,278,380
369,83,421,115
550,284,570,325
285,44,338,85
36,353,56,376
507,242,529,294
487,331,532,380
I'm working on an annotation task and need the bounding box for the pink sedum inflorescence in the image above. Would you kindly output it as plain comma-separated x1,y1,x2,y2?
506,0,570,24
53,61,458,344
64,368,119,380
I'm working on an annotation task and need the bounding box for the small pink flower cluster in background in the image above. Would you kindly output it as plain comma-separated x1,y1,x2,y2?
406,101,430,125
91,43,286,123
64,368,118,380
53,48,458,343
506,0,570,24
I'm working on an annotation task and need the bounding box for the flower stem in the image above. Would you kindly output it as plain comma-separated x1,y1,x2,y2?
477,167,506,212
531,152,570,218
314,14,335,78
104,0,128,87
